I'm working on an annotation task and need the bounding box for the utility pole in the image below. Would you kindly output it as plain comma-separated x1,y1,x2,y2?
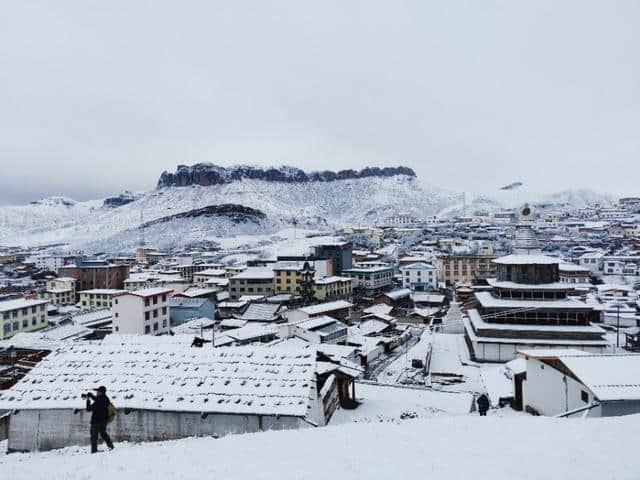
9,347,17,383
616,303,620,350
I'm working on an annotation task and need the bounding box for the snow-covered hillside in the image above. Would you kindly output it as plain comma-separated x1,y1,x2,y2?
0,172,453,251
1,415,637,480
0,162,614,251
440,187,614,217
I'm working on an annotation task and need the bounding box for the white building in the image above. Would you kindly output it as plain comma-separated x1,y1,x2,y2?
112,287,173,335
578,252,604,273
519,350,640,417
399,262,439,291
342,264,394,292
33,255,66,273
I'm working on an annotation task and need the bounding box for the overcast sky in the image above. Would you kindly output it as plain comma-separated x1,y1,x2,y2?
1,1,639,204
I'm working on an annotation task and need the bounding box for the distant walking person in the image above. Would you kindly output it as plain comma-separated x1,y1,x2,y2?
85,386,115,453
477,393,490,416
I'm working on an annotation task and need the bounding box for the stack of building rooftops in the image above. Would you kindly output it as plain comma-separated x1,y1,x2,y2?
464,224,609,362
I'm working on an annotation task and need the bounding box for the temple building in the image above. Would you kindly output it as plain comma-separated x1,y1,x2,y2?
463,224,609,362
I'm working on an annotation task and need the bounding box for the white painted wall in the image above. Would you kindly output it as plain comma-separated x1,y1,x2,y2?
522,358,596,416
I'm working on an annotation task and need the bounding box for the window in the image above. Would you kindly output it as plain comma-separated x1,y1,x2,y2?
162,295,166,302
115,312,119,318
153,296,158,305
145,298,150,307
22,319,28,328
153,322,158,331
153,309,158,318
581,390,589,403
145,312,150,321
32,306,37,313
115,299,118,304
145,325,150,334
162,319,167,328
32,317,37,325
13,321,19,331
115,326,119,332
162,307,167,315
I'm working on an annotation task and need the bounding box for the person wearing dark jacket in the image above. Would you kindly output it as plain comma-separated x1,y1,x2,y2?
85,386,114,453
477,393,490,416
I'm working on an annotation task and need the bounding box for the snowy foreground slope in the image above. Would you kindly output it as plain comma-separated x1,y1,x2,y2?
1,415,637,480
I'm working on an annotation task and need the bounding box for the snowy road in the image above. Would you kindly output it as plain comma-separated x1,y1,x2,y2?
364,327,423,381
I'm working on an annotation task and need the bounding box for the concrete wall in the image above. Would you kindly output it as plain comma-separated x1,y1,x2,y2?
7,408,309,452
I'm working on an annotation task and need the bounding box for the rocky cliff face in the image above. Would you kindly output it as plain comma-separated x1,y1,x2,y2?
141,204,267,227
156,163,416,188
103,192,141,208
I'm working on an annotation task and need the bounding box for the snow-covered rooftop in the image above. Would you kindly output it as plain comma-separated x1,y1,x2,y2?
117,287,173,298
296,315,339,331
486,278,590,291
384,288,411,300
527,353,640,401
464,317,609,347
492,254,560,265
475,291,592,310
0,298,49,312
362,304,393,316
468,309,605,334
235,303,282,322
299,300,353,316
79,289,127,295
231,268,274,280
558,263,590,273
411,293,445,303
171,317,216,334
399,262,436,270
178,288,219,298
0,344,316,417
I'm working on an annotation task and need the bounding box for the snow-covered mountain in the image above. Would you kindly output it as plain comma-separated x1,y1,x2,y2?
439,187,614,218
0,163,616,252
0,164,453,252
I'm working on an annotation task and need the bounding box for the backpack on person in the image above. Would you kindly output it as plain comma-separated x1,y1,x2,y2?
107,403,117,424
